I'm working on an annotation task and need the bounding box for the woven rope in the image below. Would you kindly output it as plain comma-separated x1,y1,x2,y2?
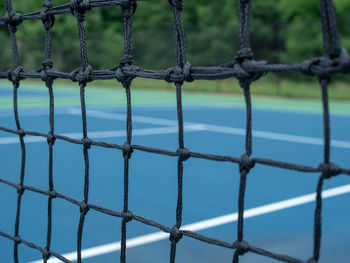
0,0,349,262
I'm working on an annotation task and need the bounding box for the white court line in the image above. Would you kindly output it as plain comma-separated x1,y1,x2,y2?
1,110,349,148
29,184,350,263
0,125,206,145
68,108,178,126
203,124,350,149
71,109,350,149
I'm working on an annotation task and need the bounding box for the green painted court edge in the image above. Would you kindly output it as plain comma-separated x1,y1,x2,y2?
0,80,349,115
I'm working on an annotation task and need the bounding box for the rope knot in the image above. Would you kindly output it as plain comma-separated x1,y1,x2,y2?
122,210,133,223
70,68,81,82
234,48,254,62
8,66,24,84
172,66,183,83
122,142,133,159
47,132,56,146
164,64,192,83
48,190,57,199
40,60,55,86
183,61,193,82
13,236,21,244
168,0,184,11
82,137,92,149
5,10,23,31
42,247,50,260
234,240,249,256
239,154,254,173
82,65,93,84
18,128,25,137
164,67,175,83
120,55,133,66
115,66,132,84
318,162,341,179
43,0,53,9
177,147,191,162
121,0,137,16
301,48,350,78
70,0,91,22
69,66,92,84
79,201,89,215
169,225,183,243
16,185,25,196
41,3,55,30
42,59,53,70
233,49,266,86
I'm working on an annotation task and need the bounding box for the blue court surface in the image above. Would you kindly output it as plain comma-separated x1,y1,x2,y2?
0,85,349,263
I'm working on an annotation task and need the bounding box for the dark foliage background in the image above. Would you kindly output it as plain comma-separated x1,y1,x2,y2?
0,0,350,73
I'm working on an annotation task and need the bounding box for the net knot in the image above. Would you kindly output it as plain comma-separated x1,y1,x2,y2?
16,185,25,196
42,59,53,70
13,236,22,244
318,162,341,179
47,132,56,146
164,63,192,83
41,3,55,30
82,65,93,84
171,66,184,83
40,60,55,86
164,67,175,83
177,147,191,162
70,0,91,22
233,49,266,86
234,240,249,256
5,10,23,32
82,137,92,149
122,210,133,222
120,55,133,66
301,48,350,78
239,154,254,173
122,142,133,159
70,66,93,84
43,0,53,9
115,66,132,84
17,128,26,137
42,247,50,260
48,190,57,199
168,0,184,11
79,201,89,215
169,225,183,243
7,66,24,85
121,0,137,16
234,48,254,61
183,61,193,82
70,68,81,82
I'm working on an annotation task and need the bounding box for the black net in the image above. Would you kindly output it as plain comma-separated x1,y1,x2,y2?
0,0,349,262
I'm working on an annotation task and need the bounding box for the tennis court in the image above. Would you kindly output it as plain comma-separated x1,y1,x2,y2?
0,82,349,263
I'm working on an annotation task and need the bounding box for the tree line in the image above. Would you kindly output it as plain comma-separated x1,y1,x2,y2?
0,0,349,72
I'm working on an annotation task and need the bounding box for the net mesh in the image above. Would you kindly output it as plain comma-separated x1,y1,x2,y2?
0,0,349,262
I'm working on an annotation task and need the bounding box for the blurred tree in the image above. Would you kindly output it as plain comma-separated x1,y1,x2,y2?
279,0,350,62
0,0,349,72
